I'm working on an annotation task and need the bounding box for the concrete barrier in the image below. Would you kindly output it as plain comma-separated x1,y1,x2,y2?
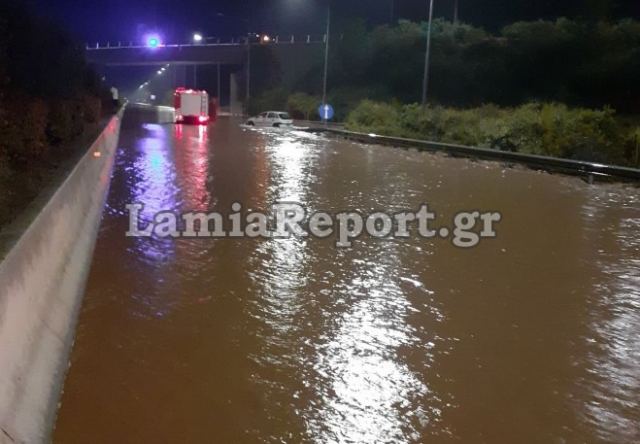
0,110,124,443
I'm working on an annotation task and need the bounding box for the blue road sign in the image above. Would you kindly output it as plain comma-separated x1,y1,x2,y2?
318,104,334,121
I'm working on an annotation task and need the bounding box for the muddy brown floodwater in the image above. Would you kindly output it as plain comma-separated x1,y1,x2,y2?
54,108,640,443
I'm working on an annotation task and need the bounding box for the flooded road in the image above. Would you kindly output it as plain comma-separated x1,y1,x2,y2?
54,108,640,443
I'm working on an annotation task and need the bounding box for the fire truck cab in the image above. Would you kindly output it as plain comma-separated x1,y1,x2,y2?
174,88,209,125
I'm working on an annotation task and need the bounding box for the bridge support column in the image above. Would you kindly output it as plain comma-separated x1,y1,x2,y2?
217,64,221,102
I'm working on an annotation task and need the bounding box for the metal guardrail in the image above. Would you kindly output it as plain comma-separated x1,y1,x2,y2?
309,128,640,182
293,120,345,130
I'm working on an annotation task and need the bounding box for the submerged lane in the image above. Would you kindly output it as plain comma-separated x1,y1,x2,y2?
54,109,640,443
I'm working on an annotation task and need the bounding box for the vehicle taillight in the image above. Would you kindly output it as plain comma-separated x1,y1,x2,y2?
198,115,209,123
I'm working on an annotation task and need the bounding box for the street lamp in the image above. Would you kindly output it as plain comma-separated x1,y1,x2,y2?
193,33,203,43
453,0,459,24
284,0,331,119
246,33,252,103
421,0,435,107
321,1,331,113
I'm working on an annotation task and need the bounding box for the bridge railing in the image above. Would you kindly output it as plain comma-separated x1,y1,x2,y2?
86,34,330,50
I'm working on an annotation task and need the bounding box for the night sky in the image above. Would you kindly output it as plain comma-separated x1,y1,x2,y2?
27,0,406,44
21,0,639,96
27,0,640,46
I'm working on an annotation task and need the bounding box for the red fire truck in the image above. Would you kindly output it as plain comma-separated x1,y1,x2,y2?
174,88,209,125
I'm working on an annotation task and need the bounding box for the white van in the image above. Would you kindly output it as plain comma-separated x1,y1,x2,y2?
247,111,293,127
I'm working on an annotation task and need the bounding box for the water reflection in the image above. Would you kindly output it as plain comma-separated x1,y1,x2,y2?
579,190,640,442
130,124,179,264
174,124,211,211
309,249,432,443
246,129,314,397
127,124,181,319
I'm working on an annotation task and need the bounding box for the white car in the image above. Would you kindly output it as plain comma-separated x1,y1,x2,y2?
247,111,293,128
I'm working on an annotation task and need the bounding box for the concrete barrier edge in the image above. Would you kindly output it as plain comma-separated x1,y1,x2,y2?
0,109,124,444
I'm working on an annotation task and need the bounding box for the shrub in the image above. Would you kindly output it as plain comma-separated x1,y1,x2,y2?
46,100,73,143
345,100,402,136
82,94,102,123
47,99,83,144
287,93,319,120
248,88,288,116
624,127,640,168
0,94,48,164
0,152,9,182
345,100,630,165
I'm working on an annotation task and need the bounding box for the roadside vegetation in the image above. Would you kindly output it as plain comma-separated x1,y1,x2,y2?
0,3,114,228
346,101,640,166
250,17,640,166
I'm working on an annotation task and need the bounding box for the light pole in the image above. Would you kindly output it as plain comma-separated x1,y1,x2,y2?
245,2,253,114
246,33,252,106
421,0,435,107
453,0,459,24
321,0,331,109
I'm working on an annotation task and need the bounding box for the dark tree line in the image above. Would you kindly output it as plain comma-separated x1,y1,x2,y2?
0,0,109,168
275,17,640,114
396,0,640,30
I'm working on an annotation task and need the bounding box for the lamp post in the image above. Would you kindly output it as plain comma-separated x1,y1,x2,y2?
321,1,331,109
246,33,252,105
453,0,459,23
421,0,435,107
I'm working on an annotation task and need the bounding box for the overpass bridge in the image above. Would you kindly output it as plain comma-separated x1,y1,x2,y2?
85,36,325,67
86,37,326,111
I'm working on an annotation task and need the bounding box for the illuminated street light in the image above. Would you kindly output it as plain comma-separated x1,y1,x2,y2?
193,33,203,43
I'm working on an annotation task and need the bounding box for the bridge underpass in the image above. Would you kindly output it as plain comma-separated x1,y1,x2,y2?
86,41,325,113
